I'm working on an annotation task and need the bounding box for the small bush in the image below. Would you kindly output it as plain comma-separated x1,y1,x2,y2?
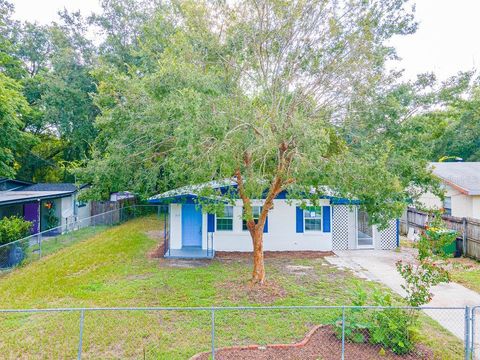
334,289,417,355
369,292,416,355
0,216,32,245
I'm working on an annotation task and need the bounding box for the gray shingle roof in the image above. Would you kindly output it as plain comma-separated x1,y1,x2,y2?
430,162,480,195
19,183,78,193
0,191,73,205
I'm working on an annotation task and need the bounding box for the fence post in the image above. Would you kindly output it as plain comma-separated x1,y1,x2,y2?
211,308,215,360
77,310,85,360
465,306,471,360
471,307,476,359
37,233,42,259
463,217,468,256
341,306,345,360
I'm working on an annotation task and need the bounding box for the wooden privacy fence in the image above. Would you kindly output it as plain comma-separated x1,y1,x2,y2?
401,207,480,259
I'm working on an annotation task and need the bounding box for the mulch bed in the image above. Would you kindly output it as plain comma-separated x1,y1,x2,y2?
191,325,434,360
215,251,334,259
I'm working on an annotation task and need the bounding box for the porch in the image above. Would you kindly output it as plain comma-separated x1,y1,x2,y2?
164,246,215,259
160,204,215,259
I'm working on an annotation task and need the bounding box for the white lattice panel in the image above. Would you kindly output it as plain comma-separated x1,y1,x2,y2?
380,219,398,249
332,205,350,250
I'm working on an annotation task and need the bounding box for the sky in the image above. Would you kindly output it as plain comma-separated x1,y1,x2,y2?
10,0,480,82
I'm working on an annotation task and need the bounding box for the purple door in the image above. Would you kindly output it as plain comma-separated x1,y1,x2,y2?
24,202,40,234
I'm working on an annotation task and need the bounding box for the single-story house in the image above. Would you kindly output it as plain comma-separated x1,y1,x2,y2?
419,162,480,218
148,182,399,258
0,182,91,234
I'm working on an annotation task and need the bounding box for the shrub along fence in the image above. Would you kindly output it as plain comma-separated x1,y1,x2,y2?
0,305,474,359
0,205,167,271
400,207,480,259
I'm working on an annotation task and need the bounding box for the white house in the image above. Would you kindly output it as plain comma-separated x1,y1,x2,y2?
419,162,480,218
148,182,399,258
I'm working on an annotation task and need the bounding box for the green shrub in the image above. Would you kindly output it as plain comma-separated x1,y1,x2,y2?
0,216,32,245
334,289,417,355
334,287,370,343
369,291,416,355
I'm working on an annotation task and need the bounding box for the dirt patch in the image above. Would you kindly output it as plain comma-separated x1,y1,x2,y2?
285,265,314,276
148,241,165,259
215,251,334,260
218,278,288,304
146,230,165,259
192,325,433,360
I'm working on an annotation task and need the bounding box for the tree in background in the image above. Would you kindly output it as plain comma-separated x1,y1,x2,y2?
0,72,32,177
0,0,33,177
8,9,99,182
430,79,480,161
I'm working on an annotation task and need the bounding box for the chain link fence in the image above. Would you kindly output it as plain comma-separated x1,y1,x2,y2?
0,305,472,359
0,205,167,272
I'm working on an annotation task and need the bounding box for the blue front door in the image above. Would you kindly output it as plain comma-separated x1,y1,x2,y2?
182,204,203,247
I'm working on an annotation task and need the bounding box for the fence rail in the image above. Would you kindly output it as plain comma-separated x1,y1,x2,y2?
0,305,474,359
0,205,167,271
401,207,480,259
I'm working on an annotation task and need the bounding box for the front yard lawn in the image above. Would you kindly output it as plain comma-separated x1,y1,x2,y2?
0,216,463,359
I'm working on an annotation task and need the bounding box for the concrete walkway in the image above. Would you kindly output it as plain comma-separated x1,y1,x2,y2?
326,249,480,352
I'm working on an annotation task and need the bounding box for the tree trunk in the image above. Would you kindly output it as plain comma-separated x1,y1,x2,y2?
251,228,266,284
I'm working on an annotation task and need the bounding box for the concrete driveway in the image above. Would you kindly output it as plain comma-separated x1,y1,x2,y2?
326,249,480,349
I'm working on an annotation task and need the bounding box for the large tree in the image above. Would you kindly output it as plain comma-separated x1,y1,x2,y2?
11,11,99,182
82,0,467,284
430,79,480,161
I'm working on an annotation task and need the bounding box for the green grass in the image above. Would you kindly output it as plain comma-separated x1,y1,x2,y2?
0,216,464,359
447,257,480,293
23,225,109,261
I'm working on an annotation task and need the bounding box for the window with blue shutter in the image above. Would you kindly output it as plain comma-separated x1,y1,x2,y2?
296,206,304,233
322,206,331,232
264,216,268,233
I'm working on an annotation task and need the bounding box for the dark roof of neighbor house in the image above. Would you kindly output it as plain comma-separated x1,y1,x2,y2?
0,178,34,191
19,183,80,193
430,162,480,195
0,190,74,206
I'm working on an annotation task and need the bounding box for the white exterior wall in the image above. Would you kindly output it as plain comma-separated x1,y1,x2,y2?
77,202,91,221
169,203,183,250
60,196,74,228
418,184,480,219
169,199,332,252
169,200,398,252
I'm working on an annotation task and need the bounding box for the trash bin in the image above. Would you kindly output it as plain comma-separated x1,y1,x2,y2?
455,238,463,258
426,228,458,257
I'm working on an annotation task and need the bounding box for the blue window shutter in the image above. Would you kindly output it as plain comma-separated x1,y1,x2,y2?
263,216,268,233
323,206,331,233
207,213,215,232
296,207,304,233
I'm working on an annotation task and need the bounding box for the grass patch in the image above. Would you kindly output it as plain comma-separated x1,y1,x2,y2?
446,256,480,293
0,216,464,359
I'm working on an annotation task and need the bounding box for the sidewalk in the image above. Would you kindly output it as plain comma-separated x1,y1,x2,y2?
326,249,480,344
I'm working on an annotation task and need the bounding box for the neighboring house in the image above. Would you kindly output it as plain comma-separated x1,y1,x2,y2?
148,182,399,258
0,182,91,234
110,191,136,202
419,162,480,218
0,178,33,191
